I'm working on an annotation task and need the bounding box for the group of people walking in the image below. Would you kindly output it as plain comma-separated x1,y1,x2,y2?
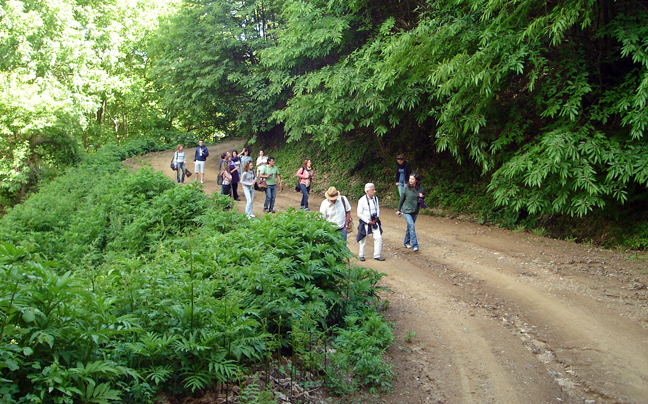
319,155,425,262
218,148,282,218
172,141,209,184
173,143,425,260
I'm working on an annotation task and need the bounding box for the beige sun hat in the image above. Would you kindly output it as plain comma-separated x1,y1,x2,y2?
324,186,340,201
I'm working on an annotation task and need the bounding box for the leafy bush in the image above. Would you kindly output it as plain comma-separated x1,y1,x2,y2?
0,141,393,402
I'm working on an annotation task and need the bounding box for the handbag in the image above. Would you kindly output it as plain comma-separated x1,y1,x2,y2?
170,155,176,171
347,217,354,233
295,180,301,192
186,169,192,178
257,178,267,191
418,196,427,208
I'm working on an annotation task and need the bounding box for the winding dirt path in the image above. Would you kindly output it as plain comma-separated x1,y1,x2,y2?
128,141,648,404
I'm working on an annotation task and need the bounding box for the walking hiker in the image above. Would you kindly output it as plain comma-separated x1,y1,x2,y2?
240,147,253,170
395,155,412,197
256,150,268,176
357,183,385,261
296,159,314,211
320,186,351,241
396,173,425,252
259,156,282,213
219,152,232,197
230,150,241,200
193,140,209,184
240,161,256,218
174,144,186,184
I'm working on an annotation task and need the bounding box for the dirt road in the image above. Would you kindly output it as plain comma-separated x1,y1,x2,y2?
129,140,648,404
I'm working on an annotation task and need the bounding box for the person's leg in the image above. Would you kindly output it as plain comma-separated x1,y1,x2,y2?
300,184,309,209
232,182,241,201
176,164,181,183
249,188,255,215
403,214,411,247
341,229,348,242
268,185,277,211
358,227,367,258
180,163,186,183
404,213,418,249
410,213,419,250
197,161,205,182
264,186,271,211
305,185,310,209
373,227,383,259
244,186,253,216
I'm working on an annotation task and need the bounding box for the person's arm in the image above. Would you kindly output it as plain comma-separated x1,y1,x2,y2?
397,192,406,214
277,173,283,189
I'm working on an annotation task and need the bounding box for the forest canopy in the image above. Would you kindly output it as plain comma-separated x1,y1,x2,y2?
2,0,648,220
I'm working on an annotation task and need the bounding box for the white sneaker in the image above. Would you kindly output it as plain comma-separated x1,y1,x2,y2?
413,247,419,252
201,180,204,184
404,244,412,249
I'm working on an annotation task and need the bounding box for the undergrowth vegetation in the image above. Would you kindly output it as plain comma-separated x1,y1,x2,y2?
0,140,393,403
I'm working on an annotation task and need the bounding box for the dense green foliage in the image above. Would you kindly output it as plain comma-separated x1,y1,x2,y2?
141,0,648,239
0,141,393,402
4,0,648,238
250,0,648,219
0,0,179,209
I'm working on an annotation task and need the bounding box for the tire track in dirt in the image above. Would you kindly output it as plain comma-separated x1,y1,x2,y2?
131,143,648,404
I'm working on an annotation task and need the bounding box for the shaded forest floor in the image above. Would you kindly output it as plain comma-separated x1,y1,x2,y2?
126,140,648,404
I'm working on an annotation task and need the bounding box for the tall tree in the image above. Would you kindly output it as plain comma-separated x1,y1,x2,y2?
148,0,285,138
264,0,648,217
0,0,176,209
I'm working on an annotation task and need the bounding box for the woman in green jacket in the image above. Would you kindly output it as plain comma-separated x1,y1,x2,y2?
396,173,425,252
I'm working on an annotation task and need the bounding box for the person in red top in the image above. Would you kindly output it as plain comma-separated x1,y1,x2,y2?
296,159,314,211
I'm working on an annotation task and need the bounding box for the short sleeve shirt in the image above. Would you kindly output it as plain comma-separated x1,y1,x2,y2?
261,165,280,185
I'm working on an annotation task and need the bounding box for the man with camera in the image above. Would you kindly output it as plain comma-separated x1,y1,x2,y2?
356,183,385,261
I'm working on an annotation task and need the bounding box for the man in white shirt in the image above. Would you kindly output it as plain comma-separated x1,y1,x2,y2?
356,183,384,261
320,186,350,241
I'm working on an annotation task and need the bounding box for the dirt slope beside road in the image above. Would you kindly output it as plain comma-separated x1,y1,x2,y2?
129,142,648,404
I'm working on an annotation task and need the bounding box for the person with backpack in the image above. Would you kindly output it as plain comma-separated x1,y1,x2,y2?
319,186,351,241
396,173,425,252
296,159,314,211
